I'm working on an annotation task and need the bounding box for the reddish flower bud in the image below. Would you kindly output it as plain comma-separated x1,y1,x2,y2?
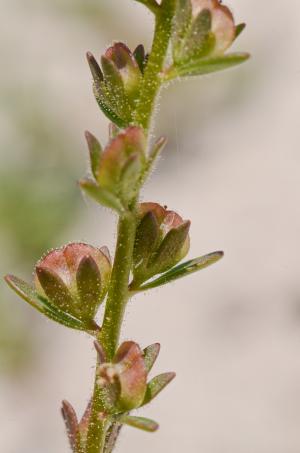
82,127,146,209
95,341,175,416
35,243,111,321
87,43,146,127
132,203,190,287
173,0,236,65
97,341,147,411
191,0,235,55
104,43,142,98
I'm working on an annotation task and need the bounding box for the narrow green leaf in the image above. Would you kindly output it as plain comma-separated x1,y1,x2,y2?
142,372,176,406
165,53,250,79
235,23,246,39
119,415,159,432
85,131,102,180
76,256,102,318
138,251,224,291
149,221,191,275
79,178,124,213
4,275,91,331
143,343,160,373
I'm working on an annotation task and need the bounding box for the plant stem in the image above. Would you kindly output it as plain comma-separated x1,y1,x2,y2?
85,211,136,453
85,2,176,451
133,0,176,131
100,210,137,360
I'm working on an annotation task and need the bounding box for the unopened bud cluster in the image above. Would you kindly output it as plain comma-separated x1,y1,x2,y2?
87,43,147,128
132,203,190,288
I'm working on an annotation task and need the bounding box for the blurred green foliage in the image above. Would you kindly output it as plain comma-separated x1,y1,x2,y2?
0,90,81,374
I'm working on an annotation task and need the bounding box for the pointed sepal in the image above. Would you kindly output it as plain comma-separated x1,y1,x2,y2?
61,400,79,452
85,131,102,180
76,256,102,319
235,23,246,39
79,178,124,213
149,220,191,275
143,343,160,373
142,372,176,406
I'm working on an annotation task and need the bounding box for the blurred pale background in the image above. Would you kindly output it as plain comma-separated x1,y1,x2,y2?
1,0,300,452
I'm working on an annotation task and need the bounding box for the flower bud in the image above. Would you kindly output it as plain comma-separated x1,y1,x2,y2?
87,43,146,127
104,43,142,99
35,243,111,322
97,341,147,411
132,203,190,287
81,127,146,210
95,341,175,416
173,0,236,64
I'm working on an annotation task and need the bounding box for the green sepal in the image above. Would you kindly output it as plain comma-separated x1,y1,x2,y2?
235,23,246,39
139,136,167,186
94,93,128,129
118,415,159,432
36,266,75,314
182,9,215,62
101,56,130,120
149,220,191,275
142,372,176,406
137,251,224,291
165,53,250,80
4,275,94,332
85,131,102,180
172,0,193,63
76,256,102,319
143,343,160,373
133,211,159,279
79,178,124,213
120,153,142,203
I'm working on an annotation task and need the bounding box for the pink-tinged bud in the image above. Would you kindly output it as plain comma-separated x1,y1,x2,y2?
34,243,111,321
191,0,235,55
172,0,237,66
95,340,175,419
96,127,146,205
104,43,142,98
132,203,190,287
87,42,146,127
98,341,147,411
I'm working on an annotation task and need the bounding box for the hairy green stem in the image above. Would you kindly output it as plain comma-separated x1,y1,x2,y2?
85,2,176,452
133,0,176,131
85,212,136,453
100,211,137,359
